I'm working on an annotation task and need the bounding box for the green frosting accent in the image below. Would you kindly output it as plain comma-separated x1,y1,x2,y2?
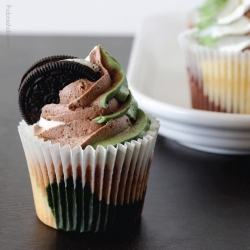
197,19,217,31
126,96,138,121
94,45,142,142
115,83,129,102
197,0,229,30
91,109,151,149
198,35,221,47
98,45,128,109
94,91,133,124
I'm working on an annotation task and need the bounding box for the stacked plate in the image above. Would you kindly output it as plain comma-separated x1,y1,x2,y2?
127,13,250,155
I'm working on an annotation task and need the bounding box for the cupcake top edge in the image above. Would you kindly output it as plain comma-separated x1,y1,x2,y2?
18,45,152,149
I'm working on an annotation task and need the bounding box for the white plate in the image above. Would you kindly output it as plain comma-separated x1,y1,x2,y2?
127,13,250,155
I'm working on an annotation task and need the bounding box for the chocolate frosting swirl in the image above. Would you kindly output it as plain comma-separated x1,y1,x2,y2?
34,45,150,148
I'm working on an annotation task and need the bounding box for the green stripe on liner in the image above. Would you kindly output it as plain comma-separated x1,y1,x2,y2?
47,182,144,232
65,177,76,231
46,179,146,232
46,182,67,230
46,178,94,232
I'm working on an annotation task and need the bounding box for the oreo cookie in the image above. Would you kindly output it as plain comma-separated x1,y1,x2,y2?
19,56,101,125
19,55,77,92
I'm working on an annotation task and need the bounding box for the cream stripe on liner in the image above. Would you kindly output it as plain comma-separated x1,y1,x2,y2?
18,115,159,232
179,29,250,114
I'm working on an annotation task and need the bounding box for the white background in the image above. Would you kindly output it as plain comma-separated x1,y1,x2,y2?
2,0,203,35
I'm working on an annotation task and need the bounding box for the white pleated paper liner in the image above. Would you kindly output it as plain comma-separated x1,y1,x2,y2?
18,115,160,232
179,29,250,114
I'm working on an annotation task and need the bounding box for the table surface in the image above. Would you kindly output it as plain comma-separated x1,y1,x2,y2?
1,35,250,250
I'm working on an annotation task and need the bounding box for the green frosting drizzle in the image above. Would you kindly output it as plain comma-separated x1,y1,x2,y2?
98,45,129,109
126,96,138,121
91,109,151,149
197,0,229,30
92,45,146,149
94,91,134,124
115,83,129,102
193,0,234,47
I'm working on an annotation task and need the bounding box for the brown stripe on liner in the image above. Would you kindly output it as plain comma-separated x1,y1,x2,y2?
102,163,113,204
56,163,64,183
129,162,140,203
188,68,227,112
135,166,145,202
85,164,93,191
66,164,73,179
76,164,82,182
29,164,40,188
36,165,44,189
110,163,121,205
48,163,56,184
41,163,50,187
94,164,103,200
123,161,137,205
117,160,130,206
34,162,47,196
140,157,152,200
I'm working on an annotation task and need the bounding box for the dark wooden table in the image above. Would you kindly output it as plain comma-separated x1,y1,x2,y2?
1,35,250,250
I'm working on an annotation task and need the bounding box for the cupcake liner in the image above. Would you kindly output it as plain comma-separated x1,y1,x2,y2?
179,29,250,114
18,115,159,232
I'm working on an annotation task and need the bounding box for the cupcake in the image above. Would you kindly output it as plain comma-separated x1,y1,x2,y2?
179,0,250,113
18,45,160,232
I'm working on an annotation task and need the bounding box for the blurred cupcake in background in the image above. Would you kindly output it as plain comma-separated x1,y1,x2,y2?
179,0,250,113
